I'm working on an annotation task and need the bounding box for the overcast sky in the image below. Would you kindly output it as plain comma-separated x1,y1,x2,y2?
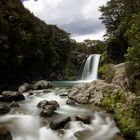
23,0,108,42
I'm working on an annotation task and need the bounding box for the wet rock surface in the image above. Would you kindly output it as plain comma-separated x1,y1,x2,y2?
18,83,31,93
1,91,25,102
66,99,75,105
0,127,12,140
0,105,10,114
75,113,92,124
49,116,71,130
37,100,59,108
37,100,48,108
37,100,59,117
32,80,53,90
40,109,55,117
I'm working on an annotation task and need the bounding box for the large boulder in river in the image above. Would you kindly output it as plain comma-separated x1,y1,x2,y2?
1,91,25,102
37,100,59,108
75,113,92,124
18,83,31,93
50,116,71,130
40,109,55,117
37,100,59,117
32,80,53,90
0,127,12,140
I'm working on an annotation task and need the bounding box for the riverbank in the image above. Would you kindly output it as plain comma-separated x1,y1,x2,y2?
68,63,140,140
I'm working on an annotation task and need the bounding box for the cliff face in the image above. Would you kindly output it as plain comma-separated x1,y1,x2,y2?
0,0,72,89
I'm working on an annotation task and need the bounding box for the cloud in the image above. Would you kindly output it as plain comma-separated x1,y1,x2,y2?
23,0,108,41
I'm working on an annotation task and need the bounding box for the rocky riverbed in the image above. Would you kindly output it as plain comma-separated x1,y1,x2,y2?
0,63,139,140
0,79,124,140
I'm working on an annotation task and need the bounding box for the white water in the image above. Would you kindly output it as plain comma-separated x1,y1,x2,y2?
0,55,121,140
52,54,101,87
81,54,101,81
0,89,120,140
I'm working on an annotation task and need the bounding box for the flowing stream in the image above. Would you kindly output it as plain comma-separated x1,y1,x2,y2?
0,54,124,140
0,89,123,140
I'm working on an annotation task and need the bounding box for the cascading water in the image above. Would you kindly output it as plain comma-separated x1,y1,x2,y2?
0,90,122,140
0,54,124,140
52,54,101,87
81,54,101,81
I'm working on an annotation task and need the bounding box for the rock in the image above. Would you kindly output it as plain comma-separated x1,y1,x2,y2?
44,89,53,93
32,80,53,90
37,100,48,108
68,80,123,105
50,116,71,130
38,100,59,117
40,109,55,117
43,105,57,111
0,105,10,114
75,114,92,124
2,91,25,102
66,99,75,105
112,63,129,90
18,83,31,93
0,127,12,140
37,100,59,108
9,101,19,107
59,93,68,97
48,100,59,108
28,92,34,95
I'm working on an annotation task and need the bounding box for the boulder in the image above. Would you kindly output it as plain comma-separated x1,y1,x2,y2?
68,80,123,105
38,100,59,117
0,127,12,140
18,83,31,93
32,80,53,90
48,100,59,108
75,113,92,124
1,91,25,102
50,116,71,130
112,63,129,90
40,109,55,117
66,99,75,105
37,100,48,108
43,105,57,111
0,105,10,114
37,100,59,108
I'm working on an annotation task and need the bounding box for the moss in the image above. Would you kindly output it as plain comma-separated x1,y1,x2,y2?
98,64,115,83
136,131,140,140
114,114,138,139
101,91,140,139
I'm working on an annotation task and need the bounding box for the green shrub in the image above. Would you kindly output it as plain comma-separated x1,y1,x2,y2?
98,64,115,83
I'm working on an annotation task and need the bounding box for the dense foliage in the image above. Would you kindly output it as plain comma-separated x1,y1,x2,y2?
0,0,72,88
100,0,140,92
100,0,140,64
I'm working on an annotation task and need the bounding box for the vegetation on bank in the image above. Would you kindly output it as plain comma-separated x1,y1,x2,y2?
98,1,140,138
99,0,140,93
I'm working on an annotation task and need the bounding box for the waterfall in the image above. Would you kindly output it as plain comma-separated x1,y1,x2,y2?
81,54,101,81
51,54,101,86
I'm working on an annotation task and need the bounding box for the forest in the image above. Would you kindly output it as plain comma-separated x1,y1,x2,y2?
0,0,140,94
0,0,140,139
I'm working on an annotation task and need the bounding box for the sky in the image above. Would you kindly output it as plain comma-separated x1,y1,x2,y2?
22,0,108,42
